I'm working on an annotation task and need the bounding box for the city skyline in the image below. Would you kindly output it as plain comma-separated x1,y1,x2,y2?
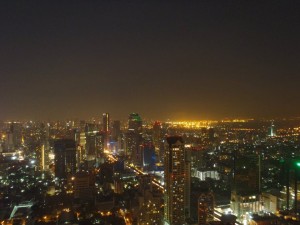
1,1,299,120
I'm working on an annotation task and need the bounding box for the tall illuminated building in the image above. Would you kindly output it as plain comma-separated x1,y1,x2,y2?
84,123,104,162
102,113,110,150
54,139,77,179
269,121,276,137
126,113,143,161
153,121,164,163
6,122,22,150
128,113,142,132
231,154,260,218
164,136,190,225
85,123,97,160
39,144,45,171
102,113,110,132
126,130,142,162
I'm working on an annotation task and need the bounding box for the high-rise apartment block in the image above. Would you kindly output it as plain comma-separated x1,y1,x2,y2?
164,136,190,225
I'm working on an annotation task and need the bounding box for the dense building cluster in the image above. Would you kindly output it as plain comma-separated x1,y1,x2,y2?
1,115,300,224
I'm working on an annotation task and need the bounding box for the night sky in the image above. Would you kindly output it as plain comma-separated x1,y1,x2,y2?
0,1,299,121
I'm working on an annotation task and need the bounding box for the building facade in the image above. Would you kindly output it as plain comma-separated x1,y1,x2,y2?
164,136,190,225
54,139,76,179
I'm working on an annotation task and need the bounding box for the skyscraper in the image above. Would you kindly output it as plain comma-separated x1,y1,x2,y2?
126,113,143,161
54,139,77,179
102,113,110,133
102,113,110,150
85,123,103,161
153,121,164,163
140,142,156,170
128,113,142,133
126,129,142,162
231,154,260,218
269,121,276,137
6,122,22,151
164,136,190,225
111,120,121,142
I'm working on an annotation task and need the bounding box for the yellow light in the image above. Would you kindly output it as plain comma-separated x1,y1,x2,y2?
63,208,70,212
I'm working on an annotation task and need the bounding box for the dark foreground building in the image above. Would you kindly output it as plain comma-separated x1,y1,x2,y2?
54,139,76,179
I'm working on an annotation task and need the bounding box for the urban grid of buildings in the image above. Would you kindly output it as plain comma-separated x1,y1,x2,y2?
1,113,300,225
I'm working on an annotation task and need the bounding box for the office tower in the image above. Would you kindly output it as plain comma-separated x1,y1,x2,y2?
126,130,142,162
40,144,45,170
85,134,97,160
198,191,214,225
54,139,76,179
111,120,121,141
269,121,276,137
5,132,14,151
126,113,143,161
12,122,22,147
85,132,103,161
128,113,142,132
77,132,86,162
185,146,191,218
44,123,50,164
6,122,22,150
36,143,46,171
85,123,103,162
164,136,190,225
110,120,121,154
153,121,163,162
140,142,156,170
102,113,110,133
231,154,260,218
102,113,110,150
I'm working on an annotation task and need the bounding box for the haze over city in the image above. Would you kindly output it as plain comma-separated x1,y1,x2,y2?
2,2,300,224
0,1,299,120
